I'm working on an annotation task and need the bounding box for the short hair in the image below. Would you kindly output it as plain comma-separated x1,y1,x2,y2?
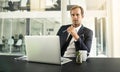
70,5,84,16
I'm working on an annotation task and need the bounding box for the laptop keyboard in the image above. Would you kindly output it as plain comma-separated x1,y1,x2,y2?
15,56,72,65
61,57,72,65
14,55,27,60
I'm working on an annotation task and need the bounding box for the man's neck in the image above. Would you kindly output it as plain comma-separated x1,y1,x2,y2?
75,24,82,32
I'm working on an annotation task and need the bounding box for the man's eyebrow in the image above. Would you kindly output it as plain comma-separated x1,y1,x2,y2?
71,14,80,15
71,14,74,15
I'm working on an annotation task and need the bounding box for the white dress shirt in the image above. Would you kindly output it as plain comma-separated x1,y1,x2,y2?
63,25,82,57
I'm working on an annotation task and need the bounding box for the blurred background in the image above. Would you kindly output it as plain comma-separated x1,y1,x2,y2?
0,0,120,58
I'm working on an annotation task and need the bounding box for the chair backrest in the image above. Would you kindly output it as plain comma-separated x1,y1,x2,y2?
8,39,14,45
20,0,27,7
16,39,22,46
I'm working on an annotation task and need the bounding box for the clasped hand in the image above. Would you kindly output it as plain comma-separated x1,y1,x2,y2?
67,25,79,40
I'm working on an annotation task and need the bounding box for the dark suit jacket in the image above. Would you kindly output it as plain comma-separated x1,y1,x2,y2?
57,24,93,56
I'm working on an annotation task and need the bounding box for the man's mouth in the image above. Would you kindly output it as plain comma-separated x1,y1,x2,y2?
74,20,78,24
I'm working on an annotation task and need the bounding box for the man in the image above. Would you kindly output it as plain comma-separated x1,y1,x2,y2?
57,5,93,57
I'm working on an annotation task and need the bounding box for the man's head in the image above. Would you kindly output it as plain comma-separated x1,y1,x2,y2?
70,5,84,27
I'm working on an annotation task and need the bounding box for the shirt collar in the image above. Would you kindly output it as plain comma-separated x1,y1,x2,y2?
75,24,82,32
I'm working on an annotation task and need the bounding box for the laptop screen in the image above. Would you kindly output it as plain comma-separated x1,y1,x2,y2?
25,36,61,64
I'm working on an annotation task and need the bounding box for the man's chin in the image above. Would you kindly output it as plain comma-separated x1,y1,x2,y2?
73,24,80,27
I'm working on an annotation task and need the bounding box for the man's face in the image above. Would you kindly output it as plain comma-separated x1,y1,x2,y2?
70,8,83,27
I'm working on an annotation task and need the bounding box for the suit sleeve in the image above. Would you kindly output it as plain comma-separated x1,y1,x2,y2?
74,29,93,55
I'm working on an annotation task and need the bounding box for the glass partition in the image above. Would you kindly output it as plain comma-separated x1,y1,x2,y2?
0,18,61,55
30,18,61,35
0,18,26,55
95,17,107,56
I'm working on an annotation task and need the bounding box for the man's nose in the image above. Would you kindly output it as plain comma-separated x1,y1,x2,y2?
73,15,77,19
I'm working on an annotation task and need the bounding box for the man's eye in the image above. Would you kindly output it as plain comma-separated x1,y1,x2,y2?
71,14,79,16
76,14,79,16
71,14,74,16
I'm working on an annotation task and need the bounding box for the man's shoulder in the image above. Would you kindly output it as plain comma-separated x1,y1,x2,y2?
82,26,93,32
59,24,71,29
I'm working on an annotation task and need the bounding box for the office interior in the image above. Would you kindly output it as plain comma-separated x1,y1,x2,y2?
0,0,120,57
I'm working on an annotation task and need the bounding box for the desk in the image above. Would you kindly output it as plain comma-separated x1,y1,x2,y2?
0,55,120,72
62,58,120,72
0,55,61,72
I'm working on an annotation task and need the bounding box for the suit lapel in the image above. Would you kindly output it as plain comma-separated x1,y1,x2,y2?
78,25,85,35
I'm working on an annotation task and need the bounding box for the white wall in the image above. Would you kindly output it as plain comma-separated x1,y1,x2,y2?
111,0,120,57
106,0,120,57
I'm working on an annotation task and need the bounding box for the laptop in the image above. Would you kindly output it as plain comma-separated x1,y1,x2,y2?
25,35,62,65
24,35,72,65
